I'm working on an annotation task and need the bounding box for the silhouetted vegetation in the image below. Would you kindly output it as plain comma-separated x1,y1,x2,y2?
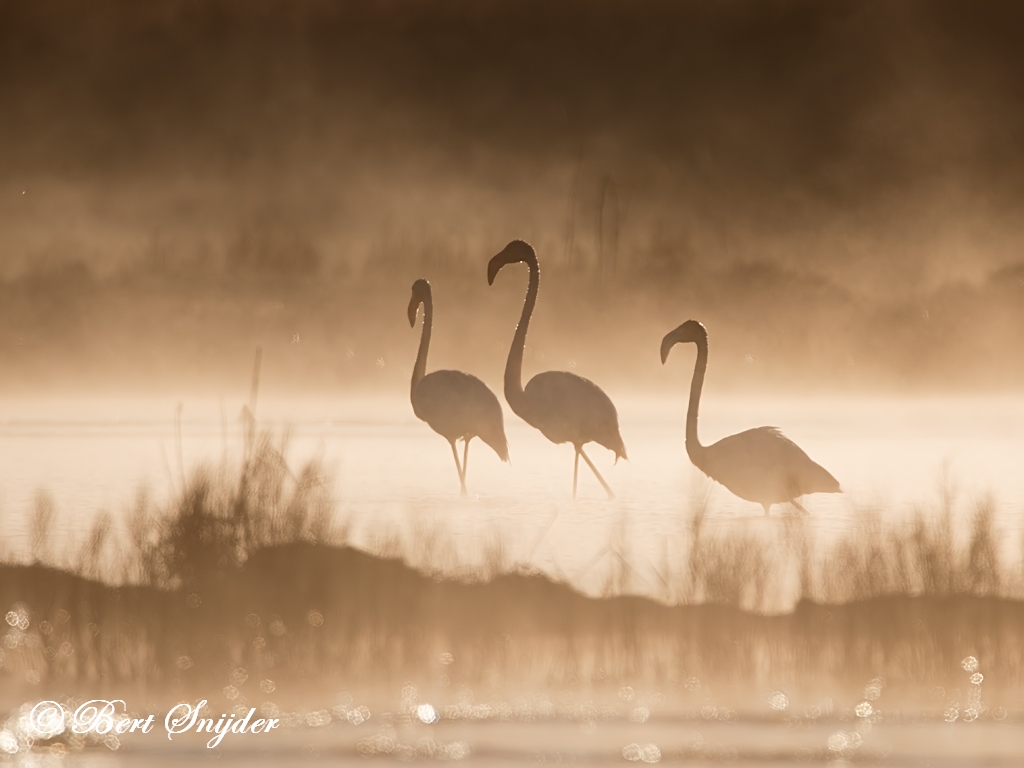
2,433,1023,709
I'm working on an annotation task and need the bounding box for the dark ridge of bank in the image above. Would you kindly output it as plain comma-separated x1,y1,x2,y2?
2,542,1023,696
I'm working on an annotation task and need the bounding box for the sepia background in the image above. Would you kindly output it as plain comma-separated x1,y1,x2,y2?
1,0,1024,396
1,1,1023,764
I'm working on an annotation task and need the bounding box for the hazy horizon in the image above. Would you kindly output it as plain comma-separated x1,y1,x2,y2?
1,0,1024,395
2,6,1024,761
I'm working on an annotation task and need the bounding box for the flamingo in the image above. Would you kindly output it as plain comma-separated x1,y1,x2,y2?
408,279,509,496
660,320,840,515
487,240,626,499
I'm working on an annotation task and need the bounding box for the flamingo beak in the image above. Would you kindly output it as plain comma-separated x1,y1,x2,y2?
660,333,675,364
486,253,504,286
407,297,419,327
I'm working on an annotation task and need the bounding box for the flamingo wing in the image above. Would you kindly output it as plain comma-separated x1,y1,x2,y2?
700,426,839,505
522,371,626,458
414,370,509,461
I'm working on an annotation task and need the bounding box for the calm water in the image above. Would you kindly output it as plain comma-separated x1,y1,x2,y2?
44,710,1024,767
3,394,1024,763
1,394,1022,587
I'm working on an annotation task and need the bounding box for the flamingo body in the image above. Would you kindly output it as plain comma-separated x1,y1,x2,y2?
661,319,839,514
521,371,626,459
698,426,839,511
488,240,625,498
413,369,509,462
408,279,508,495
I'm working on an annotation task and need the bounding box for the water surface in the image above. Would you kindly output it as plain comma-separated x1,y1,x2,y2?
1,395,1021,591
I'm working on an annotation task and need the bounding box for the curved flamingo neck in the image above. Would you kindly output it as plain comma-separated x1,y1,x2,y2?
686,334,708,467
411,292,432,411
504,256,538,418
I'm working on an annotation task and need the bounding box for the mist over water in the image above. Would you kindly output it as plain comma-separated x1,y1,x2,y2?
1,1,1024,396
2,1,1024,763
2,395,1022,588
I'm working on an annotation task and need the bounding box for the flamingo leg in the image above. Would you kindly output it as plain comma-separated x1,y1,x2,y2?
573,449,580,500
462,438,471,494
791,499,810,516
579,447,615,500
450,441,467,497
762,503,771,516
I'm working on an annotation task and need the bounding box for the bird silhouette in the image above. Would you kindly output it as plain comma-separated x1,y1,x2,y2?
487,240,625,499
660,320,840,515
408,279,509,496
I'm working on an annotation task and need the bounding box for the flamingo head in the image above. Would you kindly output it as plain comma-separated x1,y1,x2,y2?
488,240,537,285
660,320,708,363
407,278,430,326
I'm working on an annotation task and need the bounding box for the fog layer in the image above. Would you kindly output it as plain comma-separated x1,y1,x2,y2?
1,0,1023,394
